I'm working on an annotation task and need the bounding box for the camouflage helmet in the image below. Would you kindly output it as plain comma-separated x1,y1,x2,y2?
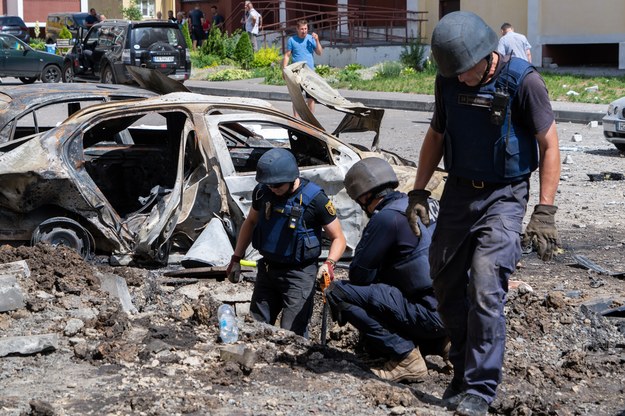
431,11,499,78
256,148,299,184
344,157,399,201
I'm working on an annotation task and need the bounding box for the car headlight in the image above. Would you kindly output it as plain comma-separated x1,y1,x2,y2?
607,103,615,115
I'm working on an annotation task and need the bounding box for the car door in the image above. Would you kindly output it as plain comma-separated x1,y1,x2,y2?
2,35,39,77
205,112,365,257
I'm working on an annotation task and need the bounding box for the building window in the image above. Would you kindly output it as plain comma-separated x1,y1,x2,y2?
136,0,156,18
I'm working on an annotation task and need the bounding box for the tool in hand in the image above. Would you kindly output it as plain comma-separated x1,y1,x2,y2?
320,269,331,346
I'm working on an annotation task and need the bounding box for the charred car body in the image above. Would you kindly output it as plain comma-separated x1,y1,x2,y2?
0,91,442,266
0,83,156,144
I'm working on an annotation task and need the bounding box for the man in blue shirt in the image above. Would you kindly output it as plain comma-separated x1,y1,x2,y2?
282,20,323,114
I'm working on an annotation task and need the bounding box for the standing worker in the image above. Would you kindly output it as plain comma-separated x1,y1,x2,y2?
405,11,560,416
243,1,261,51
325,157,449,383
282,19,323,115
498,22,532,63
226,148,346,338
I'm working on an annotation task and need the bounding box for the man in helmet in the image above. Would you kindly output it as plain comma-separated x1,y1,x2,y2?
226,148,346,338
324,157,449,384
405,11,560,415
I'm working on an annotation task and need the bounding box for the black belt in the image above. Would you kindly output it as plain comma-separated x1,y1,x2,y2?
448,175,514,190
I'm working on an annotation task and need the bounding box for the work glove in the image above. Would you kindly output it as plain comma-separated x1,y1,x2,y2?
226,254,242,283
317,260,335,292
406,189,431,237
522,204,559,261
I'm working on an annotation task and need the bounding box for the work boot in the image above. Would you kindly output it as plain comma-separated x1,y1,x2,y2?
442,378,464,409
371,348,428,383
455,393,489,416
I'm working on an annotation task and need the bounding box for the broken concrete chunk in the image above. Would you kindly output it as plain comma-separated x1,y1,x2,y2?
0,260,30,279
64,318,85,336
571,133,582,142
219,344,257,369
563,155,574,164
0,275,25,312
97,272,138,314
0,334,59,357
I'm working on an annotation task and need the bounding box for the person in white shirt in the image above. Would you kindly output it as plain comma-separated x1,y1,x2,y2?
497,23,531,63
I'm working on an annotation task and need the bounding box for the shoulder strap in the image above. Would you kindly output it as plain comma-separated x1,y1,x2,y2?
496,57,534,98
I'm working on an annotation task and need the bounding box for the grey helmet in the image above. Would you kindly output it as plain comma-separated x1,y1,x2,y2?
344,157,399,201
256,148,299,184
431,11,498,78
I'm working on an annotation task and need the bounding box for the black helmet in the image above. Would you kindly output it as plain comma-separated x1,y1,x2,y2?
431,11,498,78
256,148,299,184
344,157,399,201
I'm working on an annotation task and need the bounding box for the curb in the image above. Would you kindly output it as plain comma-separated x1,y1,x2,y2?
186,83,605,125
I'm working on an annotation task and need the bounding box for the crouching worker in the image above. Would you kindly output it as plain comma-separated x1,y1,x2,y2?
226,148,346,338
325,157,449,383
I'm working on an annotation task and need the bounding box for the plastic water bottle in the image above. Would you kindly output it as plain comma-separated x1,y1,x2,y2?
218,304,239,343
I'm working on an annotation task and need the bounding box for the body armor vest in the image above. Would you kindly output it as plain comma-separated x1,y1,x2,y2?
252,179,323,265
440,57,538,182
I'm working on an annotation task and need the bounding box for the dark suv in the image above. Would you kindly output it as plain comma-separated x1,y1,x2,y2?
0,16,30,43
62,19,190,84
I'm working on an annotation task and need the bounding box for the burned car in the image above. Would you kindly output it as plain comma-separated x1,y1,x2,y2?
0,92,442,265
0,83,156,144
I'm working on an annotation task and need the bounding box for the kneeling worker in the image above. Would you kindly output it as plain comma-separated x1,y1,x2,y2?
227,148,346,338
325,157,449,383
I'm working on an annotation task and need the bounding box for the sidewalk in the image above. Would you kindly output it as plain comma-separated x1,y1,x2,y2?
185,78,607,124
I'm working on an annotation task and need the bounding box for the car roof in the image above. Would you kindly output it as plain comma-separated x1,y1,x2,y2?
0,16,25,24
0,83,157,121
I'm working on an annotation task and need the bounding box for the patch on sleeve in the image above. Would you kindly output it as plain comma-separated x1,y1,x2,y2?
325,200,336,216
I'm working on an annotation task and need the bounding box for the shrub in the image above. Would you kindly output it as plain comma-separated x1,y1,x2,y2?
223,30,242,60
251,45,281,68
122,1,143,20
59,26,72,40
263,64,286,85
345,63,364,72
337,68,362,83
207,68,252,81
376,61,402,78
234,32,254,69
315,64,331,76
202,27,225,58
191,52,220,68
400,39,427,71
181,21,192,50
30,38,45,51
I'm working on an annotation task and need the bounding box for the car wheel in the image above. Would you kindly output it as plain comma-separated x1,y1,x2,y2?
62,61,74,83
31,217,94,259
41,65,62,83
615,143,625,152
19,77,37,84
101,65,116,84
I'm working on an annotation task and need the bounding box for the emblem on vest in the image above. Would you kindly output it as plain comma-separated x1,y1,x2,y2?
458,93,491,108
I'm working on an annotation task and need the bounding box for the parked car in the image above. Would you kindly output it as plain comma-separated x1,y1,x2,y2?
0,15,30,43
45,12,89,43
602,97,625,151
0,34,64,83
62,19,191,84
0,92,443,265
0,83,157,144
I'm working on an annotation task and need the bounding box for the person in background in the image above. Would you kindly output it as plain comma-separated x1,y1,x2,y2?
243,1,261,51
156,11,162,20
210,5,225,31
498,22,532,63
325,157,450,384
188,3,205,50
85,8,100,28
167,10,176,23
226,148,346,338
176,11,186,29
282,19,323,115
405,11,560,416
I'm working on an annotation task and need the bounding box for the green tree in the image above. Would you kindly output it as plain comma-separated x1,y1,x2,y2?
234,32,254,69
122,1,143,21
202,26,225,58
181,21,192,50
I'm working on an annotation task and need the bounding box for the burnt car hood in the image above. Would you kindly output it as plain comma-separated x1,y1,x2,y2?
283,61,385,150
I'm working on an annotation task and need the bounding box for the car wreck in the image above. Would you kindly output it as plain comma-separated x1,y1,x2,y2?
0,83,156,144
0,73,442,266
